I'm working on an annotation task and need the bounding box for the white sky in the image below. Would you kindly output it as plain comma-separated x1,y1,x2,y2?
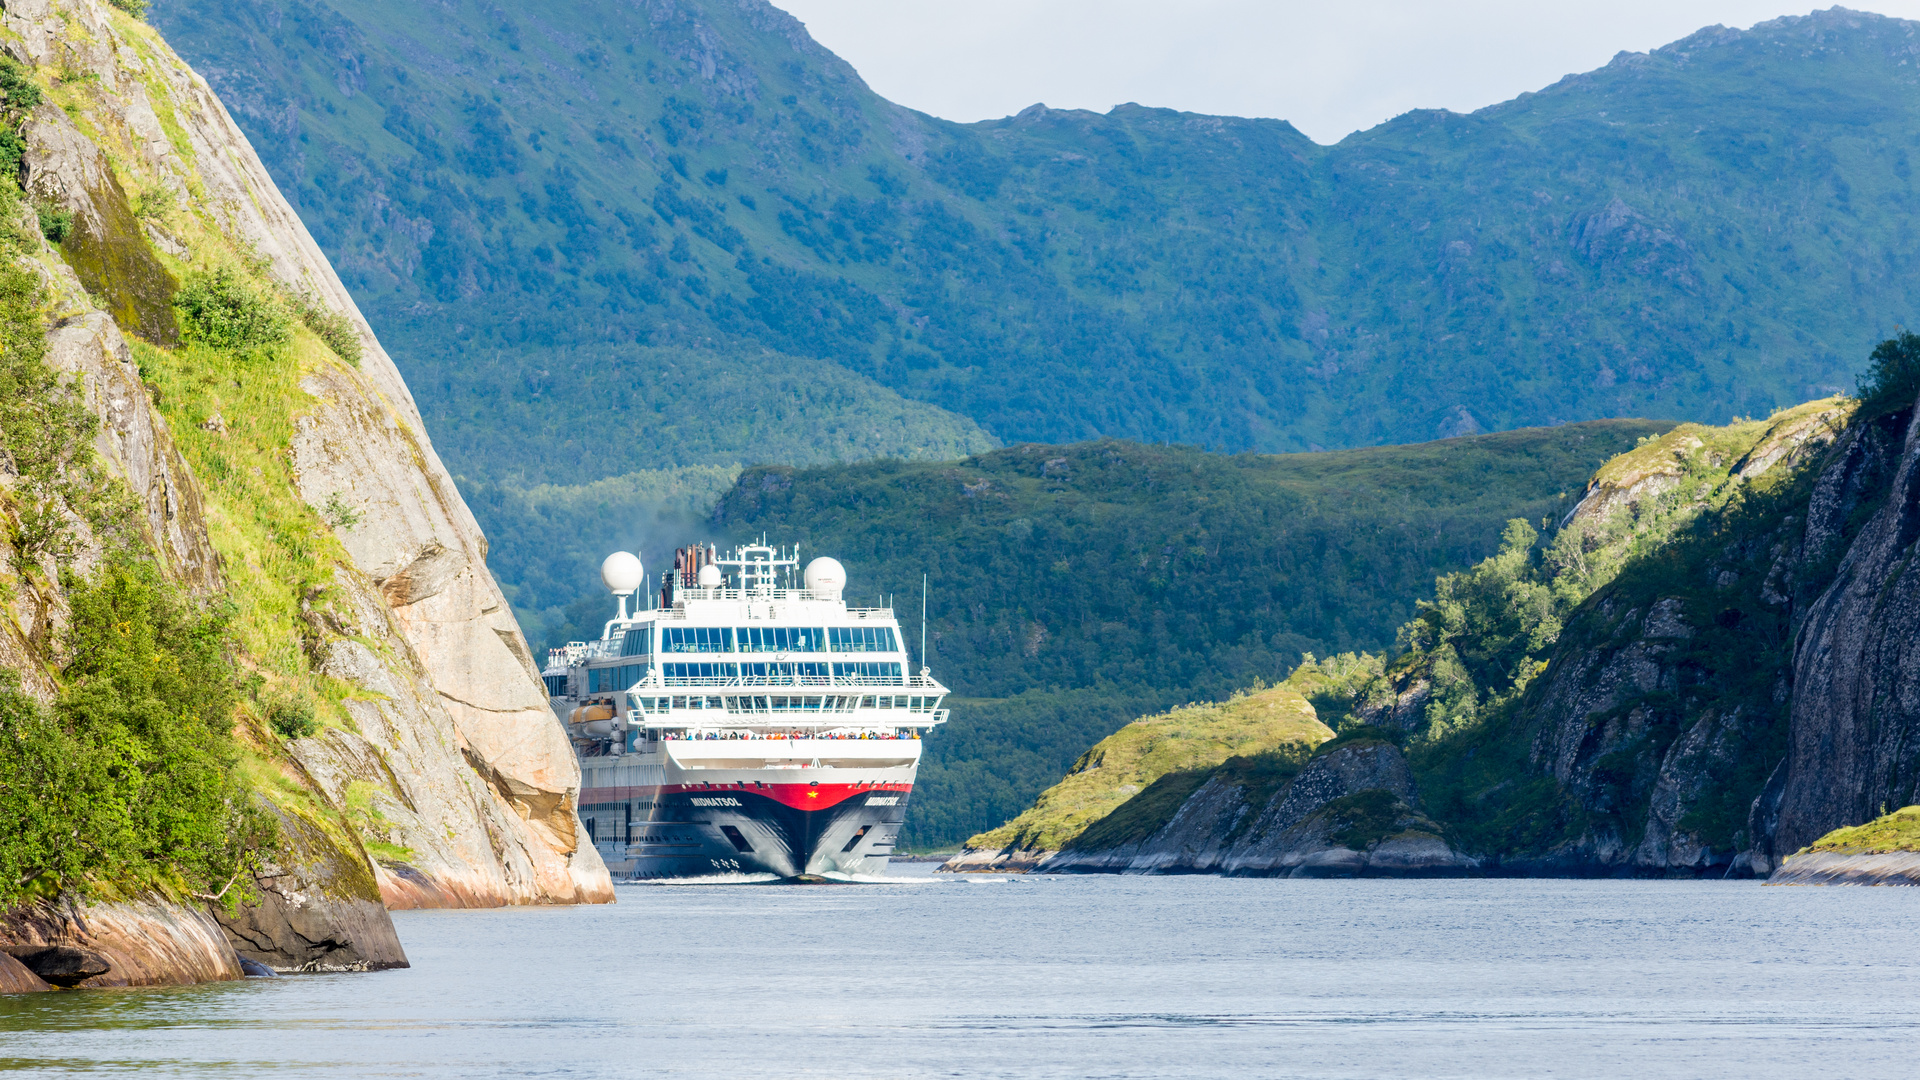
775,2,1920,144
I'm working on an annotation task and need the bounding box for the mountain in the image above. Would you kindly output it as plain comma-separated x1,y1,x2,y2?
0,0,606,982
706,421,1665,846
148,2,1920,476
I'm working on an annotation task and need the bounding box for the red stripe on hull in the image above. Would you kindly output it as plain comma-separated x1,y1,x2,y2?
582,781,910,810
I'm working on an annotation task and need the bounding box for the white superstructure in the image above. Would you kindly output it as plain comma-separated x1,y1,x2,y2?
543,542,946,879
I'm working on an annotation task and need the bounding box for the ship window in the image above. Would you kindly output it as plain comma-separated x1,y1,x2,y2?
662,662,738,685
840,825,872,853
828,626,898,653
831,661,903,685
542,674,567,696
737,626,826,653
767,695,827,711
706,696,724,709
589,664,651,693
620,627,654,656
663,627,732,653
741,661,830,684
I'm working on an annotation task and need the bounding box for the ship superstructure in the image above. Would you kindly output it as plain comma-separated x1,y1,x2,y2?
543,542,946,880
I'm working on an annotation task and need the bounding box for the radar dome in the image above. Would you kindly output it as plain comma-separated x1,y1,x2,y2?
804,556,846,599
600,551,644,595
697,564,722,587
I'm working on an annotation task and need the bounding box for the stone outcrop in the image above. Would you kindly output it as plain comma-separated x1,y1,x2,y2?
0,0,608,983
1766,851,1920,886
210,802,408,973
1040,742,1478,877
1,899,245,988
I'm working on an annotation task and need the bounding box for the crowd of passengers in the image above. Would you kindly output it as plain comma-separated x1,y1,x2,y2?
659,730,918,740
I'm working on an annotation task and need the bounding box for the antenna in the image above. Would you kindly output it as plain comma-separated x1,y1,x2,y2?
920,573,928,676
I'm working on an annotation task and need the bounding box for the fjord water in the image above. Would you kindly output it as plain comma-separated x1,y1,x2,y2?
2,870,1915,1079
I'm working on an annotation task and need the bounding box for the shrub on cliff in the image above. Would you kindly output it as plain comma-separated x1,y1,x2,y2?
172,267,292,356
297,298,363,367
1854,330,1920,420
0,555,270,908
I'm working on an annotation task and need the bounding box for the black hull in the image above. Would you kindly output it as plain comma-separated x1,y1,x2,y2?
597,786,910,880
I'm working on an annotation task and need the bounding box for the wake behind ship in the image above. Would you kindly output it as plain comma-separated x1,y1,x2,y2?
543,543,947,880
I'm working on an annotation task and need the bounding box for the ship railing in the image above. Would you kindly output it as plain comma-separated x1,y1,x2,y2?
654,674,921,689
629,713,938,731
652,585,896,612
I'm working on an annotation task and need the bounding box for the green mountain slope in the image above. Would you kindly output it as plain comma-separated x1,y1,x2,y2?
151,3,1920,474
703,419,1667,845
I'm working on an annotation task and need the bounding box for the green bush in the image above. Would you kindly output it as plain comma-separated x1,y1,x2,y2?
1854,330,1920,419
106,0,149,17
172,267,292,354
266,693,318,739
36,205,71,244
298,299,363,366
0,130,23,184
0,555,270,906
0,57,41,114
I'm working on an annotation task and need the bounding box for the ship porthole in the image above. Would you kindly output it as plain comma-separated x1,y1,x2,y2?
809,781,819,787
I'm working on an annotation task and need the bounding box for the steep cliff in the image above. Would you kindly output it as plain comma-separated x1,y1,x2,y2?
1765,392,1920,863
0,0,608,982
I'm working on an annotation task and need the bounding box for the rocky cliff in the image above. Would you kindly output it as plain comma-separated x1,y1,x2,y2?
0,0,608,983
1766,403,1920,861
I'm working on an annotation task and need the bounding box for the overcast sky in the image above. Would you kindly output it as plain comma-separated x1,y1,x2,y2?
775,2,1920,144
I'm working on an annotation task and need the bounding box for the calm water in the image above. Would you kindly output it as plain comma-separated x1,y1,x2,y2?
2,867,1916,1078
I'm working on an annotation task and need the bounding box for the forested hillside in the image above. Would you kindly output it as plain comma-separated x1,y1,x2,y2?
152,2,1919,478
708,421,1665,845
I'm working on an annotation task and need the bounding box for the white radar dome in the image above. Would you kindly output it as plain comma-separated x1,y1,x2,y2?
600,551,644,595
804,556,846,599
697,564,722,587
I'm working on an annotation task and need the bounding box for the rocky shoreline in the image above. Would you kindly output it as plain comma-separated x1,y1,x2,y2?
941,741,1481,878
0,899,249,993
1764,851,1920,886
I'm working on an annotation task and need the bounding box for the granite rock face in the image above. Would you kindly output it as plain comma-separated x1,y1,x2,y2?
0,899,244,988
0,0,609,957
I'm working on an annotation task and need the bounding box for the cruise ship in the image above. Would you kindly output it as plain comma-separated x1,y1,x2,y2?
542,542,947,880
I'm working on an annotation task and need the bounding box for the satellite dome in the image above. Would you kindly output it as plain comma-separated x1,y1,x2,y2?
804,556,846,599
600,551,644,595
697,564,722,587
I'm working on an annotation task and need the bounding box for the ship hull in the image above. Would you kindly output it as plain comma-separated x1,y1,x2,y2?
578,752,914,880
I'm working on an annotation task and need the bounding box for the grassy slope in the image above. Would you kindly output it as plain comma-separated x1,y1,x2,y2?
712,418,1669,846
1805,806,1920,855
964,684,1331,854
